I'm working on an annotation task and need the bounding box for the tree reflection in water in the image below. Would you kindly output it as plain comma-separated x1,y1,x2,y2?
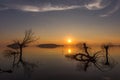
2,48,37,77
1,30,37,77
65,43,117,72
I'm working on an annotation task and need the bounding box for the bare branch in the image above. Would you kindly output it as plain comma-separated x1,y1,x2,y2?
22,29,36,46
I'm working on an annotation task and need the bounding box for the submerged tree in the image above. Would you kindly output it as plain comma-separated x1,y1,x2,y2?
83,43,90,56
76,43,90,55
65,43,116,72
74,43,101,61
102,44,112,65
8,30,37,61
3,49,37,76
2,30,38,75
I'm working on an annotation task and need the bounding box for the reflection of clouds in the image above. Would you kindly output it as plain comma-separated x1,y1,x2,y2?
0,0,119,17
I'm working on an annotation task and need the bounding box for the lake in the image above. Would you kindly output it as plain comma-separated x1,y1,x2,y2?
0,45,120,80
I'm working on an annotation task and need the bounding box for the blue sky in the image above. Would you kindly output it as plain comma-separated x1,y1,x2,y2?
0,0,120,44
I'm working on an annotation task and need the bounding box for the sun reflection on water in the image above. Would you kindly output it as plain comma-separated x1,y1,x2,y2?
68,48,72,54
64,46,77,56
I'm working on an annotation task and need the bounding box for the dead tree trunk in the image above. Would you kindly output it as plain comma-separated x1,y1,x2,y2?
104,45,109,65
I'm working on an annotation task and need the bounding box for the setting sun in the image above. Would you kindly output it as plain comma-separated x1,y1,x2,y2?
67,38,72,43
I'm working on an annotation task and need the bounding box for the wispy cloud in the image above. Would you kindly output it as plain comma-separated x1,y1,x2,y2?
100,1,120,17
13,4,81,12
0,0,105,12
0,3,81,12
84,0,111,10
0,0,119,17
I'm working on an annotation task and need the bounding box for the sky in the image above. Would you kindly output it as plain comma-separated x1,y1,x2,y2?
0,0,120,44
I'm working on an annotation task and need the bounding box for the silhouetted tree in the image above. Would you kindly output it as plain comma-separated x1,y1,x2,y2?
102,44,112,65
12,30,36,61
65,43,116,72
76,43,90,56
74,43,100,61
3,49,19,68
83,43,89,56
3,48,37,76
2,29,38,75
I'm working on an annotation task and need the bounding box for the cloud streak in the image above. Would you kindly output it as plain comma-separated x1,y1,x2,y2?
0,3,81,12
84,0,111,10
0,0,110,12
100,0,120,17
0,0,119,17
13,4,81,12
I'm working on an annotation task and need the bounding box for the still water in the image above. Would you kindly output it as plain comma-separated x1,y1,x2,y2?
0,46,120,80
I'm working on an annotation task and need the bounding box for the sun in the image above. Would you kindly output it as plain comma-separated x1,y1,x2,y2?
67,38,72,43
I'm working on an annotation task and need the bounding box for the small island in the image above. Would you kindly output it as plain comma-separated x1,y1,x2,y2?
37,44,64,48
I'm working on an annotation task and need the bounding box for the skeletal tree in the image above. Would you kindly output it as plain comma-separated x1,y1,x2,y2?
12,30,37,61
82,43,90,56
76,43,90,56
102,44,111,65
3,30,37,75
3,48,37,75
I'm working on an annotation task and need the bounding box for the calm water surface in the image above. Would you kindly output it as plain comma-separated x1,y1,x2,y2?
0,46,120,80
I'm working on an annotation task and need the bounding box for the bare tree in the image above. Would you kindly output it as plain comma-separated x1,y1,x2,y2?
9,30,37,61
3,49,37,75
102,44,112,65
3,30,38,75
65,43,116,72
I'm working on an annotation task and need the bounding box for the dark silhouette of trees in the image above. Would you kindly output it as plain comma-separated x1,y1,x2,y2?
13,30,36,61
102,44,110,65
65,43,116,72
1,30,38,75
101,43,115,65
4,49,19,68
73,43,101,62
83,43,90,56
3,48,37,76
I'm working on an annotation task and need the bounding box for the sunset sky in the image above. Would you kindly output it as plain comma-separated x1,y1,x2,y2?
0,0,120,44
